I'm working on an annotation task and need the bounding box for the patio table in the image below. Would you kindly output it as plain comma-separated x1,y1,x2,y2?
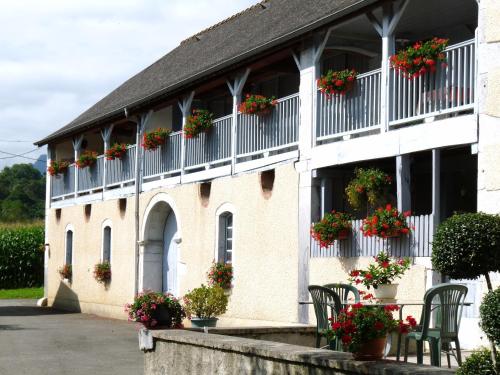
299,300,472,360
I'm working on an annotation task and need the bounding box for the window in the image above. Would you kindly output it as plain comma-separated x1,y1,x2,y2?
65,230,73,265
102,226,111,263
218,212,233,264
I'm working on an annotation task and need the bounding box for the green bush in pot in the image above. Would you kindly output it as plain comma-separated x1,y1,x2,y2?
183,285,228,328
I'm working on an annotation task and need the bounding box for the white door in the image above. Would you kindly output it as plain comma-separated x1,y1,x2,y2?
162,213,178,295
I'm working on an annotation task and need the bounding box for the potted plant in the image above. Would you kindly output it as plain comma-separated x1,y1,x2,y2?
93,261,111,284
125,291,185,329
105,143,128,160
324,303,417,360
47,160,70,176
142,128,172,151
348,251,411,299
311,211,353,248
75,151,98,168
207,262,233,290
361,204,412,239
317,69,357,97
239,94,278,116
390,37,448,79
58,264,72,281
183,285,228,328
183,109,214,139
345,168,392,212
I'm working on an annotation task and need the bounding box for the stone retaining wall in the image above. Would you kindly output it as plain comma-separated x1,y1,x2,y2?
144,330,455,375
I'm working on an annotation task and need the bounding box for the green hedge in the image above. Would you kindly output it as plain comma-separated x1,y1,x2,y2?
0,223,44,288
480,287,500,347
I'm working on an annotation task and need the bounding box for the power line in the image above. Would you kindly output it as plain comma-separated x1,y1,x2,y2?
0,140,35,143
0,148,45,162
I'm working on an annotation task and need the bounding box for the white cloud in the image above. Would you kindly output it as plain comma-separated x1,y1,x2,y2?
0,0,257,170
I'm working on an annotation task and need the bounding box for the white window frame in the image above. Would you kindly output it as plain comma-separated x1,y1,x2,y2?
64,224,74,266
101,219,113,264
215,203,236,266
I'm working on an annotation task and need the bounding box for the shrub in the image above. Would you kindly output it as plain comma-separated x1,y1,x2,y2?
431,213,500,284
0,223,44,288
183,285,228,319
480,287,500,347
457,348,498,375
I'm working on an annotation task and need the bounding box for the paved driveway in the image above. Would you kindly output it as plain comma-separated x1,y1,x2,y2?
0,299,143,375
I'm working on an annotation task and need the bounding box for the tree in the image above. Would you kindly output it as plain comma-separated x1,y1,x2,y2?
0,164,45,222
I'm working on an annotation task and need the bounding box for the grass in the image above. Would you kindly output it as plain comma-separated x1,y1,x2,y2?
0,287,44,299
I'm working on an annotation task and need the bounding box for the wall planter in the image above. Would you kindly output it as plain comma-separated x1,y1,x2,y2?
76,151,98,169
239,94,277,116
142,128,171,151
317,69,357,97
93,261,111,284
105,143,128,160
47,160,70,176
184,109,214,139
207,262,233,290
190,317,218,328
390,37,448,79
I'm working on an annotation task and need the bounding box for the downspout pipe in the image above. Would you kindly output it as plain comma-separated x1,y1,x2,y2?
131,108,141,296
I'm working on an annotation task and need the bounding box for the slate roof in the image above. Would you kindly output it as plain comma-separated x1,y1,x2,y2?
36,0,374,145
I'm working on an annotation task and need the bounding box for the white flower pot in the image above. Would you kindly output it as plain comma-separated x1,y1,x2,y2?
373,284,398,300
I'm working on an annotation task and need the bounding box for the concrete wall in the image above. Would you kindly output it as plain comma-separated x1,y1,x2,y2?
144,330,455,375
46,163,300,323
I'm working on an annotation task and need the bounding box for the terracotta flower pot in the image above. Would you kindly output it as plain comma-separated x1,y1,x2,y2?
373,284,398,300
352,336,387,360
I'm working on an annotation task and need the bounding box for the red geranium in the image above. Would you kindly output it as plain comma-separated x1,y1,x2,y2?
317,69,357,97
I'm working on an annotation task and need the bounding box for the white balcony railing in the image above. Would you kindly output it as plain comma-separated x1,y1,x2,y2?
106,145,136,187
78,155,104,193
236,93,299,158
143,132,182,179
316,69,382,142
389,39,476,126
310,214,434,258
51,164,75,198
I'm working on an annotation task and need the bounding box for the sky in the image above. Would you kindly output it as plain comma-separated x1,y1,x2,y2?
0,0,256,171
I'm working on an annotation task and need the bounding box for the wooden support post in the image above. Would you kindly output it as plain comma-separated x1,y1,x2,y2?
227,69,250,173
72,135,84,196
100,124,114,190
432,149,441,231
178,92,195,176
396,154,411,212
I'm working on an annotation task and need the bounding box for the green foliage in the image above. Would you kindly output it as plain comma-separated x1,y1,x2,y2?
345,168,392,211
183,285,228,319
0,287,43,299
93,261,111,284
431,213,500,280
125,291,185,328
0,223,44,288
457,348,498,375
207,262,233,290
480,287,500,346
311,211,353,248
0,164,45,222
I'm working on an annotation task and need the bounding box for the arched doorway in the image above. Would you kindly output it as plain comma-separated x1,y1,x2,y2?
141,194,181,295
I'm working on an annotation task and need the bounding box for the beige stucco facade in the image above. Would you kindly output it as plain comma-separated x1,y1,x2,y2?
47,163,300,324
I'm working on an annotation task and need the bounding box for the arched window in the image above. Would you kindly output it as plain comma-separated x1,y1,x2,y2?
102,226,111,263
65,230,73,266
218,212,233,264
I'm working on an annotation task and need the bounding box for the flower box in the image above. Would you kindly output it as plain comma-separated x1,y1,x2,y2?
105,143,128,160
317,69,357,97
184,109,214,139
361,204,412,239
76,151,98,169
142,128,171,151
207,262,233,290
239,94,277,116
47,160,70,176
311,211,353,248
94,261,111,284
390,37,449,79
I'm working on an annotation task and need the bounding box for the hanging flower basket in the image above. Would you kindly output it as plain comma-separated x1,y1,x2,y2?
142,128,171,151
94,261,111,283
311,211,353,248
184,109,214,139
345,168,392,211
207,262,233,290
47,160,70,176
239,94,278,116
58,264,72,280
390,37,449,79
105,143,128,160
361,204,412,239
317,69,357,97
75,151,98,169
